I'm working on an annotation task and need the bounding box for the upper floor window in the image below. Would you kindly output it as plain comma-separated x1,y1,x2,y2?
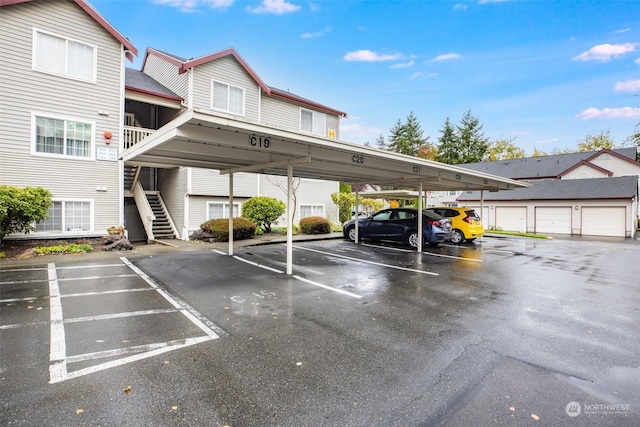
33,29,97,83
211,80,244,115
300,108,326,136
33,115,94,159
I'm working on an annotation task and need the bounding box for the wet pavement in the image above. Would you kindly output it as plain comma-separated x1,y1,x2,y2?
1,235,639,426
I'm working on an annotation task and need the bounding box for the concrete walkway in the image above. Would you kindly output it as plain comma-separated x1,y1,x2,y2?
0,232,345,267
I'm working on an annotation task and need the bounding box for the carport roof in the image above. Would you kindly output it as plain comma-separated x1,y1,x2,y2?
122,108,530,192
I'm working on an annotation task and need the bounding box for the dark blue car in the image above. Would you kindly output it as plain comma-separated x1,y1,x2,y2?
342,208,452,248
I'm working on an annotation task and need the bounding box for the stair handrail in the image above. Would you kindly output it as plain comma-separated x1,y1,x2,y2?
130,166,141,193
156,192,180,239
133,181,155,241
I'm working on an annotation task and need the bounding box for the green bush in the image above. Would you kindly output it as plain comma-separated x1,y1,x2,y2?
299,216,331,234
34,243,93,255
241,196,286,233
200,217,256,242
0,185,52,248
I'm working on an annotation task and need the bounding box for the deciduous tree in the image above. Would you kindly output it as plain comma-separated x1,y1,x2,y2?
484,137,525,161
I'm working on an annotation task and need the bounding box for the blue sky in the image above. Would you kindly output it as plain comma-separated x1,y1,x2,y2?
93,0,640,154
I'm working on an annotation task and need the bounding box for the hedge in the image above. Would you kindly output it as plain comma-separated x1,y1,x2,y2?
200,217,256,242
299,216,331,235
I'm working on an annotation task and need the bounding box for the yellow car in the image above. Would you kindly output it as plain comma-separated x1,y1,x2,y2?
427,207,484,244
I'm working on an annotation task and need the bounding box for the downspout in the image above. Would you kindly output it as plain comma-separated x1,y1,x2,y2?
184,167,192,240
118,46,126,229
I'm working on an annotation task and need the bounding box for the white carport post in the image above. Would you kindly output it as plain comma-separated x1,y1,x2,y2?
286,164,293,275
480,190,485,242
417,182,423,252
228,173,234,256
354,185,359,244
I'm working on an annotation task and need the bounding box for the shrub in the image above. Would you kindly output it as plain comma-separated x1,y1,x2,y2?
34,243,93,255
0,185,52,248
299,216,331,234
241,196,286,233
200,217,256,242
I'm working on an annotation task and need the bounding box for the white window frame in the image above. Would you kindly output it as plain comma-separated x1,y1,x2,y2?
210,80,245,116
31,113,95,160
34,199,94,233
299,204,325,219
32,28,97,83
300,108,326,136
206,202,241,220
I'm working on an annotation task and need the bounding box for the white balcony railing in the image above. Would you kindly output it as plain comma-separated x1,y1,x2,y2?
123,126,153,150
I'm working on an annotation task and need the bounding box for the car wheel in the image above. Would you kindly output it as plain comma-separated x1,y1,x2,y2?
346,226,356,241
450,229,465,244
407,231,419,248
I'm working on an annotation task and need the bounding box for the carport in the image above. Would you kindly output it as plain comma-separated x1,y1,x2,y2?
122,107,529,274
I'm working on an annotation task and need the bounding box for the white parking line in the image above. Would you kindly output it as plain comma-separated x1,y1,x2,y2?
294,246,439,276
46,258,225,384
293,275,363,299
361,242,483,262
233,255,284,274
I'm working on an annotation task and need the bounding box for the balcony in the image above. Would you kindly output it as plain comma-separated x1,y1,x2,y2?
123,126,153,150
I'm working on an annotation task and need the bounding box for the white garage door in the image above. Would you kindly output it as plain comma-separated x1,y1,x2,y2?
535,207,572,235
495,206,527,232
582,207,626,237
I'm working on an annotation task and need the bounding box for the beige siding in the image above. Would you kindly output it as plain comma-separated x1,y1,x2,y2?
157,167,188,235
190,168,258,197
589,154,640,177
261,95,341,139
259,176,339,224
0,0,125,237
191,56,260,121
143,53,189,103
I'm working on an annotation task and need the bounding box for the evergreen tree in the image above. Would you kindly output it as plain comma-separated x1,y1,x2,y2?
375,134,387,150
436,117,459,164
456,109,489,163
387,112,429,156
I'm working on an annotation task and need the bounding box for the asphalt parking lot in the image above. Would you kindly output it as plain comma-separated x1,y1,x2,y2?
1,235,639,426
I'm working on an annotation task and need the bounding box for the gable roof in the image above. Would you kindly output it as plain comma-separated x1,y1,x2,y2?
142,47,347,118
460,147,638,180
125,68,182,102
457,175,639,202
558,160,613,178
0,0,138,61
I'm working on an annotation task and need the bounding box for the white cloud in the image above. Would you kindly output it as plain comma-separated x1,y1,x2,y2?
154,0,233,12
344,50,402,62
409,71,438,79
576,107,640,120
614,28,631,34
247,0,300,14
453,4,468,11
431,52,462,62
390,60,414,69
636,58,640,65
300,26,332,39
614,79,640,92
572,43,637,62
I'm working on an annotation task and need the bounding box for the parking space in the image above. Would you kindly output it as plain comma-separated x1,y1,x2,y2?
1,258,223,386
2,236,639,426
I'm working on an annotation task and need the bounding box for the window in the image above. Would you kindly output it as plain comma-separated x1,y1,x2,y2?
35,200,92,232
207,202,240,219
34,115,93,158
300,108,326,136
33,29,96,82
300,204,324,219
211,81,244,115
